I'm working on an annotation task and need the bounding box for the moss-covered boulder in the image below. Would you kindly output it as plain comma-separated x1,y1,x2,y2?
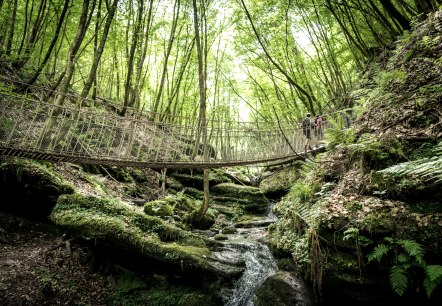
182,187,204,200
165,176,184,192
0,157,74,217
253,272,314,306
144,199,174,216
169,168,232,189
259,165,302,198
50,194,244,278
211,183,269,215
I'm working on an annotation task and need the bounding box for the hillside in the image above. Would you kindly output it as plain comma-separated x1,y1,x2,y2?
269,8,442,305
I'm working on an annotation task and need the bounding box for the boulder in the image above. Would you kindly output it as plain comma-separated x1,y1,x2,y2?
259,165,301,199
253,271,314,306
50,193,245,279
211,183,269,215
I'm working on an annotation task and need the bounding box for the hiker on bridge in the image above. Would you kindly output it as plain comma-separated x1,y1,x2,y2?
314,114,324,141
302,112,315,152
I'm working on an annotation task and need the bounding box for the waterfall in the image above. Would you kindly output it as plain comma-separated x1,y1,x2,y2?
223,237,277,306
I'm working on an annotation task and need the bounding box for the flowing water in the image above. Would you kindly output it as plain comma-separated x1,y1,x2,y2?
222,206,279,306
223,236,277,306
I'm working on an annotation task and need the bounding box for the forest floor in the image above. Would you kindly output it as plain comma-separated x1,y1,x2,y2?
0,211,111,305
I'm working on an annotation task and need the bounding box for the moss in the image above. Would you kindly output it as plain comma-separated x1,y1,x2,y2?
144,200,174,216
253,272,313,306
50,194,221,272
0,157,75,194
0,157,74,217
211,183,269,214
214,234,228,241
170,169,231,189
187,208,217,230
166,176,184,191
110,272,219,306
182,187,204,200
259,166,301,197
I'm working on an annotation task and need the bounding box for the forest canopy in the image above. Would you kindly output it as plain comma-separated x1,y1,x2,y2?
0,0,439,126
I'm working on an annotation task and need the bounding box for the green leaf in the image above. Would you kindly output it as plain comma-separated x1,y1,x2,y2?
390,266,408,296
423,266,442,298
399,239,424,259
397,253,409,264
368,243,390,263
426,265,442,282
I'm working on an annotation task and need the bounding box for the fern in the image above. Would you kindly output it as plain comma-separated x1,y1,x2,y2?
368,238,442,297
398,239,424,260
378,142,442,182
424,265,442,297
426,265,442,282
389,265,408,296
367,243,390,263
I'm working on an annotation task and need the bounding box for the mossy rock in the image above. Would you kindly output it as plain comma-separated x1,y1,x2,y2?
221,225,237,234
0,157,74,217
214,234,228,241
111,272,220,306
144,200,174,216
211,183,269,214
187,208,217,230
182,187,204,200
165,176,184,191
50,193,244,278
259,166,301,198
253,271,314,306
170,169,232,189
370,170,442,202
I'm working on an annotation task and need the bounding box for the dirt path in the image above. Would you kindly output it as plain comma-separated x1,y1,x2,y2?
0,212,110,305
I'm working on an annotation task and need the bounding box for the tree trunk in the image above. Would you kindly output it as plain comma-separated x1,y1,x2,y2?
240,0,317,109
118,0,143,116
54,0,90,106
414,0,439,15
15,0,48,69
151,0,180,118
81,0,119,100
5,0,18,56
25,0,70,88
38,0,91,149
92,0,102,101
379,0,410,30
133,0,155,111
192,0,209,221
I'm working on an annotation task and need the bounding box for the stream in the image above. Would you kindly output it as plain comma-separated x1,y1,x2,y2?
222,207,279,306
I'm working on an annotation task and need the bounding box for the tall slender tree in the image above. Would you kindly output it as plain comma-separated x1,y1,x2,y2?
80,0,119,100
192,0,209,221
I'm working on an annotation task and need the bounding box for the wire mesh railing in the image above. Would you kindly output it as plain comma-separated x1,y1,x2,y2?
0,84,325,168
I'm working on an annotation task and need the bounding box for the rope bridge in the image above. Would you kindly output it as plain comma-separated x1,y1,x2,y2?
0,86,324,169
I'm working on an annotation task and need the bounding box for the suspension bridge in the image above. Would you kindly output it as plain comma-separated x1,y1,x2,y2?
0,83,325,169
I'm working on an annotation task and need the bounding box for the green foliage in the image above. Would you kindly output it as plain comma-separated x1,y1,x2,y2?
368,238,442,297
389,266,408,296
343,227,373,247
378,142,442,183
424,265,442,297
325,127,357,149
144,199,174,216
110,272,217,306
347,133,390,162
376,69,407,89
367,243,390,263
270,165,324,267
